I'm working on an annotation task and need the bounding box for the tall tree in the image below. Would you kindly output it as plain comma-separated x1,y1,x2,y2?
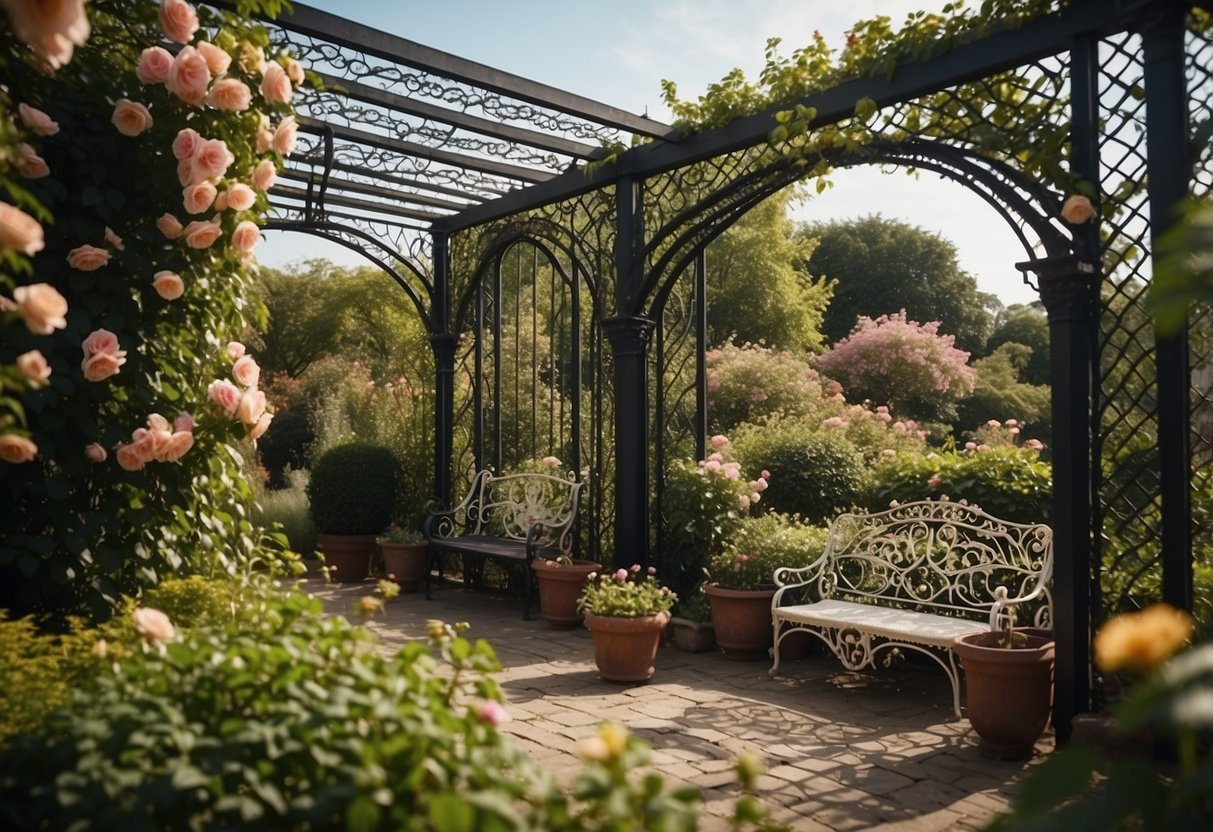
254,260,356,379
799,214,997,353
986,302,1050,385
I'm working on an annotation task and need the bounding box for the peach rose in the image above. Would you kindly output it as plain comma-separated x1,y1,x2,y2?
173,412,195,433
128,428,159,463
212,191,229,212
226,341,245,360
260,62,292,104
176,157,196,187
251,158,276,192
235,388,267,425
0,202,45,255
14,143,49,178
82,351,125,382
16,350,51,388
172,127,201,161
105,227,124,251
0,434,38,464
166,46,210,106
231,220,260,255
205,77,251,112
18,103,59,135
158,0,198,45
254,113,273,153
157,213,184,240
193,138,234,181
208,379,241,414
272,116,297,156
67,244,110,271
14,283,67,334
285,57,304,86
146,413,169,433
111,99,153,137
82,328,121,356
115,442,145,471
152,270,185,300
85,443,107,463
224,182,256,212
1,0,90,70
249,411,273,441
196,40,231,75
161,430,195,462
231,354,260,389
183,219,222,249
1061,194,1096,225
136,45,173,84
183,180,217,214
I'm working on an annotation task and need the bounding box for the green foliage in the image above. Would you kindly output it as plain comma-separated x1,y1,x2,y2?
733,420,867,524
705,341,826,432
1151,197,1213,335
956,343,1052,440
253,262,357,378
256,406,313,488
707,513,830,590
985,303,1050,386
578,565,678,618
255,467,317,555
307,441,398,535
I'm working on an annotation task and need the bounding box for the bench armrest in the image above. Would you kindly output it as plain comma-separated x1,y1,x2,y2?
772,551,830,608
987,583,1052,632
422,508,461,541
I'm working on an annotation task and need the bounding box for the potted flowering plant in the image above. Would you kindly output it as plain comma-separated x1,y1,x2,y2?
578,566,677,683
377,524,429,592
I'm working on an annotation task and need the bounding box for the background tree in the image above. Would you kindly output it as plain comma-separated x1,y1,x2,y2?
985,302,1050,385
254,260,354,379
799,214,997,353
956,342,1051,440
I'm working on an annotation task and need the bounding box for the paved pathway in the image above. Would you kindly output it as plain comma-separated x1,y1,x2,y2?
314,579,1049,831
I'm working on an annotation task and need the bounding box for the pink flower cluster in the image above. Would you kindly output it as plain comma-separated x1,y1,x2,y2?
81,328,127,382
115,412,196,471
206,342,272,440
696,435,768,510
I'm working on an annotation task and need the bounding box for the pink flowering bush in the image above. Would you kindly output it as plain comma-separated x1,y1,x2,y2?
705,340,827,431
706,513,829,591
817,310,977,422
578,565,677,618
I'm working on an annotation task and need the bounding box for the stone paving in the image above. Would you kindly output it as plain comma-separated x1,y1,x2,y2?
313,578,1050,831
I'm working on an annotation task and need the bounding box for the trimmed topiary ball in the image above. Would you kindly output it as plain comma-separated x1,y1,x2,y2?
307,442,397,535
735,422,866,524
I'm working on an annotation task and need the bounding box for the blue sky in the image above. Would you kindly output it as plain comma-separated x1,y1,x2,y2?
260,0,1040,307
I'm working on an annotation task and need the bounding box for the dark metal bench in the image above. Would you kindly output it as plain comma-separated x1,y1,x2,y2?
422,470,582,618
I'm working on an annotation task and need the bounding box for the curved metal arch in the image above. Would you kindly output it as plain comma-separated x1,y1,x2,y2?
263,219,434,331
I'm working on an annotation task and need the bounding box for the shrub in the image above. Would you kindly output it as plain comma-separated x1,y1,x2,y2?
733,419,866,524
307,441,398,535
257,407,314,489
257,467,317,555
706,341,826,431
706,513,830,590
578,565,678,618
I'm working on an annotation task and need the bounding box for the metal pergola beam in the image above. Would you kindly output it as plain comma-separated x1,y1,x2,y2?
270,184,448,223
280,167,470,213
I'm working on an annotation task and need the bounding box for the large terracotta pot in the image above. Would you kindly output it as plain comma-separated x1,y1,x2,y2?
379,541,429,592
532,558,600,629
317,533,375,583
953,629,1055,760
584,611,669,683
705,584,776,661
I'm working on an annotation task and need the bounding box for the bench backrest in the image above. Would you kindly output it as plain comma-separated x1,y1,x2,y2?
461,470,582,554
820,500,1052,625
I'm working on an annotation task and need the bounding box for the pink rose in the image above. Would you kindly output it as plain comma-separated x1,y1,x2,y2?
14,143,49,178
285,57,304,85
115,442,145,471
208,379,241,414
254,113,273,153
152,270,185,300
182,181,216,214
0,202,45,255
82,351,125,382
272,116,297,156
927,476,943,490
158,0,198,45
171,127,201,161
156,213,183,240
85,443,107,463
183,219,222,249
111,99,153,137
136,45,173,84
1061,194,1096,225
224,182,256,212
105,227,124,251
231,220,260,254
1,0,90,70
249,411,272,440
161,430,195,462
18,103,59,135
226,341,245,360
0,434,38,464
67,244,110,271
477,701,511,727
761,469,771,479
212,191,229,212
232,354,260,389
738,495,751,510
613,568,628,582
14,283,67,334
133,606,175,644
16,350,51,388
166,46,210,106
173,412,195,433
193,138,234,181
235,388,267,425
176,158,195,187
128,428,159,463
82,328,121,357
251,158,276,192
205,77,251,112
195,40,231,75
260,62,292,104
148,428,174,462
710,434,728,449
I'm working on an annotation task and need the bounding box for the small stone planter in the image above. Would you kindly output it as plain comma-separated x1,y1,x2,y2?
378,540,429,592
669,617,716,653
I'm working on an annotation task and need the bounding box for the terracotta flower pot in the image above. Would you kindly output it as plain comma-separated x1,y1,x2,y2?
317,533,375,583
379,540,429,592
705,584,776,661
953,629,1055,760
669,616,716,653
533,558,600,629
584,611,669,683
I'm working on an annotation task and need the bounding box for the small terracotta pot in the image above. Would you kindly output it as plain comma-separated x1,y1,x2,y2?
705,584,776,661
533,559,600,629
953,629,1055,760
584,611,669,683
317,533,375,583
669,616,716,653
379,541,429,592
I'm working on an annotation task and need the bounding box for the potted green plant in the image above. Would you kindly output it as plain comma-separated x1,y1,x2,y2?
307,442,398,582
668,589,715,653
378,525,429,592
532,554,601,629
578,566,677,683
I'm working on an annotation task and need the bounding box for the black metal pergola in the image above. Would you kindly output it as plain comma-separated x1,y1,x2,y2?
254,0,1211,741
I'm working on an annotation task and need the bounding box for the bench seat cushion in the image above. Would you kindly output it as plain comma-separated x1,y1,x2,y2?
428,534,563,562
774,599,987,648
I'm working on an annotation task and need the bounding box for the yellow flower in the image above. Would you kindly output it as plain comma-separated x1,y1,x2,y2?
1093,603,1194,672
579,722,629,763
356,595,383,617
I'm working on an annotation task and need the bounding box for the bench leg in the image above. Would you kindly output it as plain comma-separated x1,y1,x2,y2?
947,649,963,719
522,562,532,620
769,618,784,678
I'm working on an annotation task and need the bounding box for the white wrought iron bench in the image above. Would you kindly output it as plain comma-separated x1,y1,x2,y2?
770,499,1052,717
422,469,582,619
